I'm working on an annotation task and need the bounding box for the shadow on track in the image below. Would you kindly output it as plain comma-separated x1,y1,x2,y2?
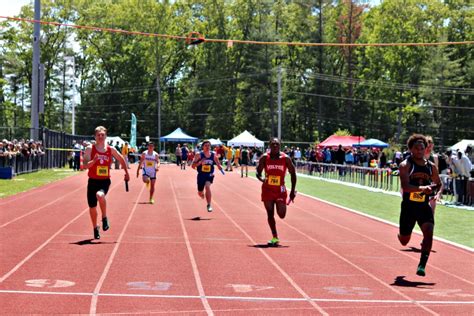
391,276,436,288
249,244,289,249
400,247,436,253
187,217,212,221
70,239,117,246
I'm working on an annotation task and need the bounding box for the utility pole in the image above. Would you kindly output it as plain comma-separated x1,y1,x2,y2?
156,75,162,152
277,65,282,140
30,0,41,140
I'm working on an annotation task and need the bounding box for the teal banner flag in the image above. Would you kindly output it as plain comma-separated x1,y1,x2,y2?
130,113,137,149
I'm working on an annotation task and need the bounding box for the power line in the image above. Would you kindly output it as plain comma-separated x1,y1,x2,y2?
2,16,473,48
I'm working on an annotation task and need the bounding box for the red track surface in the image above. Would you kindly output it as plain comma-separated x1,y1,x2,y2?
1,165,473,315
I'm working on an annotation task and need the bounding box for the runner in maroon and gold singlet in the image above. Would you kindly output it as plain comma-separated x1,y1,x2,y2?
256,137,296,246
83,126,130,240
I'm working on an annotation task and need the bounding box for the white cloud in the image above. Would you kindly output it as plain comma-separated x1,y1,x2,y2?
0,0,32,17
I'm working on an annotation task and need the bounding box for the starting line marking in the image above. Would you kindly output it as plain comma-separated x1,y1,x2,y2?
1,289,473,305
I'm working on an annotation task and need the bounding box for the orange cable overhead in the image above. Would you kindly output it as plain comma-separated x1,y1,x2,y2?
1,16,473,47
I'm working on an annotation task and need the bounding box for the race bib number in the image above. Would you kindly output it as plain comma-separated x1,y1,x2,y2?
268,175,281,186
202,165,211,172
146,161,154,167
409,192,426,202
97,166,108,177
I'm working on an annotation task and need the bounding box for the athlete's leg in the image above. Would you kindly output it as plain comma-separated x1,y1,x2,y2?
245,165,248,177
205,181,212,205
96,190,107,219
397,234,411,246
89,206,98,229
275,201,287,219
264,201,277,238
150,178,156,201
417,221,434,276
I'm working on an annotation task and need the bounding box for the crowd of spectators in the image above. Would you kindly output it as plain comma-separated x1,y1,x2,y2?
0,138,45,167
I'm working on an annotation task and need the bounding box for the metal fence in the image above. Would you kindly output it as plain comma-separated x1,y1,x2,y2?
0,128,91,176
295,161,400,192
294,160,469,205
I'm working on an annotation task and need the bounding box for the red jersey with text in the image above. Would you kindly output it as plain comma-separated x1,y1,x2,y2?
88,145,112,180
261,152,288,202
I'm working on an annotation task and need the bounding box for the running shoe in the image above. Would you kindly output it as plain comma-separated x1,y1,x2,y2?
416,264,426,277
102,217,109,231
268,237,280,246
207,204,213,212
94,226,100,240
150,198,155,204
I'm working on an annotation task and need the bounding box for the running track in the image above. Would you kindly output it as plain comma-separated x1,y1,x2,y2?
1,165,473,315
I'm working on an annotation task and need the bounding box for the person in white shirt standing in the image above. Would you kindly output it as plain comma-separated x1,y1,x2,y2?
137,142,160,204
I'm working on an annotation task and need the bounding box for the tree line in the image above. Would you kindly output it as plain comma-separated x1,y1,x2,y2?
0,0,472,148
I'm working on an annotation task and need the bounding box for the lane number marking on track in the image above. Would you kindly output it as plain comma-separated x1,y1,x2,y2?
420,289,474,298
25,279,75,288
324,286,373,296
127,281,172,291
226,284,274,293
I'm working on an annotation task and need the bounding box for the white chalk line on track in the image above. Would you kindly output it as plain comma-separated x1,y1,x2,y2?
0,180,124,284
0,171,80,206
242,173,473,253
1,289,473,305
0,185,84,228
217,182,440,316
89,182,146,315
290,199,474,286
212,199,329,316
170,178,214,316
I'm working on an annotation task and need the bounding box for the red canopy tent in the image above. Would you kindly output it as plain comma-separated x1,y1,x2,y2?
318,135,365,148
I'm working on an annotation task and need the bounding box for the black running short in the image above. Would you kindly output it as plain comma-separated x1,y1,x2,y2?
399,200,434,236
197,174,214,192
87,178,111,207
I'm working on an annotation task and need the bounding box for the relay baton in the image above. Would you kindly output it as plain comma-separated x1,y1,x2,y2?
287,191,297,205
125,180,129,192
220,169,225,175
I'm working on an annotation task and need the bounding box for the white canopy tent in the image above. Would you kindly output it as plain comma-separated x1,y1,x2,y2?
107,136,127,147
449,139,474,152
227,130,264,147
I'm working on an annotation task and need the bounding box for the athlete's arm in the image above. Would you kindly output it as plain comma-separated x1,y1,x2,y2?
286,156,297,201
191,153,201,169
155,153,161,171
430,162,443,200
256,155,266,183
136,153,145,177
213,152,223,170
83,146,97,169
399,160,432,194
111,147,130,181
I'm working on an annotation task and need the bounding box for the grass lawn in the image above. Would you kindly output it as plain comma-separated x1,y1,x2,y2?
249,171,473,248
0,168,78,198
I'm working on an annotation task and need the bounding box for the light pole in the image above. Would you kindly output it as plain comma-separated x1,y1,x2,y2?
64,56,75,134
30,0,41,140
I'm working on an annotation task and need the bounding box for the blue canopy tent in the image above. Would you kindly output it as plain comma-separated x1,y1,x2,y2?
160,128,198,143
353,138,389,148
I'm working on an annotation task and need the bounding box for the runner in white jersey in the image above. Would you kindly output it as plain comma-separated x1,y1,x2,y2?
136,142,160,204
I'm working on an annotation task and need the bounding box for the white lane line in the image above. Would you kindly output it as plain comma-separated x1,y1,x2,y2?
0,172,79,206
0,181,124,284
1,289,473,305
218,184,439,316
297,191,474,253
170,179,214,316
213,199,328,316
1,186,84,228
291,199,474,286
0,207,88,283
89,182,146,315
